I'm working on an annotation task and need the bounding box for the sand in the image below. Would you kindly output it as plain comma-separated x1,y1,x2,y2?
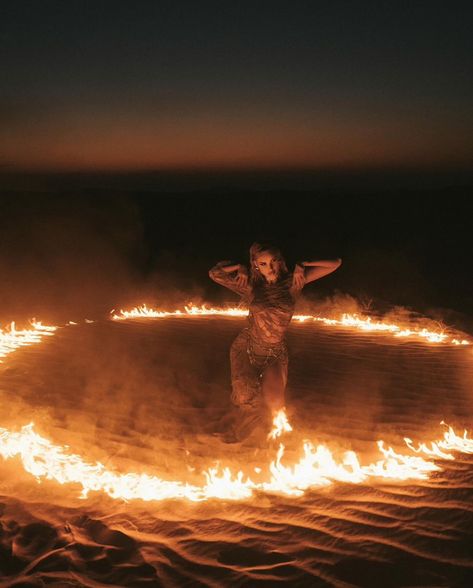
1,314,473,587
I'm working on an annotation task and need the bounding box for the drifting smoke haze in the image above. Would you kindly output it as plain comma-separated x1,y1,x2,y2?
0,190,472,331
0,195,145,324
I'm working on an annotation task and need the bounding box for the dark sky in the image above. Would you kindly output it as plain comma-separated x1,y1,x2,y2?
1,1,472,173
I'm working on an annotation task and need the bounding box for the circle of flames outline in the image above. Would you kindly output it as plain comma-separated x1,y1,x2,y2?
0,304,472,502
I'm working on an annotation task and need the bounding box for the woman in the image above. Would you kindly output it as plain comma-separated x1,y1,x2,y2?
209,242,341,441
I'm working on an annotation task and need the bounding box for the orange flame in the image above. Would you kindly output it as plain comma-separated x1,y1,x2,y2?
268,408,293,440
405,422,473,458
0,320,57,362
1,422,471,502
111,303,247,321
112,304,470,346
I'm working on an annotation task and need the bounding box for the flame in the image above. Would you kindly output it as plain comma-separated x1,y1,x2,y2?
0,320,57,362
0,423,206,501
112,304,470,346
111,304,180,320
184,303,248,317
0,423,256,501
204,467,255,500
263,442,361,496
111,303,247,321
404,422,473,458
1,422,471,502
308,313,452,344
268,408,293,440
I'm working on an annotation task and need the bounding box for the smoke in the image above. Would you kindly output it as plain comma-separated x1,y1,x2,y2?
0,194,234,468
0,194,145,324
296,290,364,318
0,193,232,478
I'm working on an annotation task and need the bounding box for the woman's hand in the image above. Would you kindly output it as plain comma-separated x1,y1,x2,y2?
293,262,305,290
236,264,248,289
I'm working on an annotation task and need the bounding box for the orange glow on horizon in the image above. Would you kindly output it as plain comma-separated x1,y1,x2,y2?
3,109,472,172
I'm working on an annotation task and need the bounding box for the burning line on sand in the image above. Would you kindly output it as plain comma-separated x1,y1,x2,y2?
0,321,57,362
1,422,472,502
111,304,471,346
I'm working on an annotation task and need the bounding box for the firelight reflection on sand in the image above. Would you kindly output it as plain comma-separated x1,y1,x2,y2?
112,303,471,345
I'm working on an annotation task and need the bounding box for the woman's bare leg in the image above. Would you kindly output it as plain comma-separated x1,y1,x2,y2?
212,332,263,442
261,358,287,414
230,332,261,409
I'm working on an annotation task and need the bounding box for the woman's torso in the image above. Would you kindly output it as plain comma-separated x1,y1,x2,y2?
247,274,296,346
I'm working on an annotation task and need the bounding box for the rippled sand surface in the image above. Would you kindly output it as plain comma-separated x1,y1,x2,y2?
1,316,473,587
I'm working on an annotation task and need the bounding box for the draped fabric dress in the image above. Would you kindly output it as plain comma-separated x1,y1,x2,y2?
209,263,304,410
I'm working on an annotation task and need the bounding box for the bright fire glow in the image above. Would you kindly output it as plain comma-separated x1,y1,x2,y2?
268,408,293,440
1,422,471,502
295,313,467,344
112,304,470,346
111,303,247,321
0,320,57,362
404,422,473,458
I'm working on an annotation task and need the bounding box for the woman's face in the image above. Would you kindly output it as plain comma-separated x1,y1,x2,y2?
255,251,281,283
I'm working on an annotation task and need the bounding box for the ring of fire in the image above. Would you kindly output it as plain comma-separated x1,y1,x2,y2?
1,303,472,503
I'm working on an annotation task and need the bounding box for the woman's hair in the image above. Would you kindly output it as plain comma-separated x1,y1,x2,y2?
249,241,288,285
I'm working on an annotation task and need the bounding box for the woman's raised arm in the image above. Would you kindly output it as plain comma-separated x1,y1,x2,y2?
294,258,342,287
209,261,250,297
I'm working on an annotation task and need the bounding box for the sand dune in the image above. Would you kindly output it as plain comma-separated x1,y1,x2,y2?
1,315,473,586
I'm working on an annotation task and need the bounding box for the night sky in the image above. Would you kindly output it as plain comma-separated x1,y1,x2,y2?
1,1,472,173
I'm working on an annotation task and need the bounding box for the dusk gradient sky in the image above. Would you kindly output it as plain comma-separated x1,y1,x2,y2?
1,1,472,172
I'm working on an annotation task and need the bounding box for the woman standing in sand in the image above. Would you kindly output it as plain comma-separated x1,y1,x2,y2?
209,242,341,441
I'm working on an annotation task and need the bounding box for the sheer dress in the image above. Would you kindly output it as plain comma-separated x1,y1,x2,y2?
209,262,304,409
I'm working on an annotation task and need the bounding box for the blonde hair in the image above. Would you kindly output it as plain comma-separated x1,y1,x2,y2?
249,242,288,285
